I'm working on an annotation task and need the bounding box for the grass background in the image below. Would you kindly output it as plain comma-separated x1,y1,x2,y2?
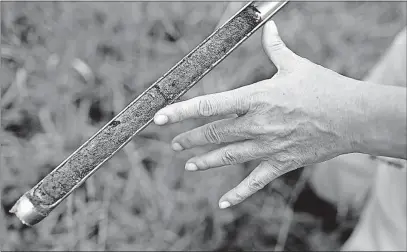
1,1,406,251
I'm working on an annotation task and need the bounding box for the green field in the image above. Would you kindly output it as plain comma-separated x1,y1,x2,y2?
1,1,406,251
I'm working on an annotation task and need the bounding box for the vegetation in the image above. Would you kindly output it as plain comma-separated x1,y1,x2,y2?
1,1,406,250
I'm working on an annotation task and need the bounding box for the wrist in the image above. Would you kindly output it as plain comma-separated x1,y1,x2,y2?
330,78,367,154
345,81,407,158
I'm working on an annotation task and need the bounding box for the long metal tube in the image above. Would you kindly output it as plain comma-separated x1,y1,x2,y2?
10,1,289,226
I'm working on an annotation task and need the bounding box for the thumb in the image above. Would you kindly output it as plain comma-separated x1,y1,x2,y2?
262,20,298,71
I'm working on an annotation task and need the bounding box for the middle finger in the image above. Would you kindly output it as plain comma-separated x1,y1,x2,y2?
171,117,253,151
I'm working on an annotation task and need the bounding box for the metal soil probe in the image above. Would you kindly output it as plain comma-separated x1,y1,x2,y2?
10,1,289,226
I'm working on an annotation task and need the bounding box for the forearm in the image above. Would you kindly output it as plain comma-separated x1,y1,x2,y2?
349,81,406,159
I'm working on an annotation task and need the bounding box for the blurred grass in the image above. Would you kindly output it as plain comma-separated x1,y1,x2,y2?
1,1,406,251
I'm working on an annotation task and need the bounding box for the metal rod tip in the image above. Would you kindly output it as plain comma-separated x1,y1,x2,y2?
10,195,45,226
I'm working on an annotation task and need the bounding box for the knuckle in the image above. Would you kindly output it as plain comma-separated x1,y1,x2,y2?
199,159,210,169
204,124,222,144
273,152,295,167
221,150,239,165
266,38,286,52
247,92,268,110
178,103,192,120
266,163,285,180
234,97,249,116
247,175,266,192
247,117,269,135
198,99,216,117
169,104,185,122
233,189,246,201
179,134,193,147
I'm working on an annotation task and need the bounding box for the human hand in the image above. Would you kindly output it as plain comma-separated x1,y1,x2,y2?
153,20,362,209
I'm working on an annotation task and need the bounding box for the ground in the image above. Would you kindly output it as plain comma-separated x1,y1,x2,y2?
1,1,406,251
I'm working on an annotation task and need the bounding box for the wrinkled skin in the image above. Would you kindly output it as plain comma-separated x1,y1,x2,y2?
153,21,405,208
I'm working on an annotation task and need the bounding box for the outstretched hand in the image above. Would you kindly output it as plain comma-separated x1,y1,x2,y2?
154,20,361,209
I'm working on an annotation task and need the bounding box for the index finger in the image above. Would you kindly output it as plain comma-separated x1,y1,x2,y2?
153,89,249,125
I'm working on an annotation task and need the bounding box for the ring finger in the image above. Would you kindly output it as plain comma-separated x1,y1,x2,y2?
184,140,266,171
171,117,254,151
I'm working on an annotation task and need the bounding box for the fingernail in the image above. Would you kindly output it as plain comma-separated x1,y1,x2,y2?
185,163,198,171
219,201,231,209
172,142,184,151
154,114,168,125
